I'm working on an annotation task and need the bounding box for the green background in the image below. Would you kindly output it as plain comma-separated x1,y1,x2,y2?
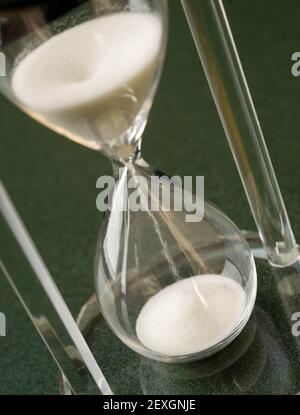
1,0,300,394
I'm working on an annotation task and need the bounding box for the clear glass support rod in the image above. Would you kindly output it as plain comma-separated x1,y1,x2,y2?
181,0,299,267
0,180,113,395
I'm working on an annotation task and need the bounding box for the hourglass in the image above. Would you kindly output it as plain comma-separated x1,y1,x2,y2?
0,0,256,363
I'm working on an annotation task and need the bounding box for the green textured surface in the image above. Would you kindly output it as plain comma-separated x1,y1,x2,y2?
1,0,300,394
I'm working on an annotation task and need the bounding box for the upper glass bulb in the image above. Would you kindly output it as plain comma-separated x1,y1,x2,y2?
0,0,167,159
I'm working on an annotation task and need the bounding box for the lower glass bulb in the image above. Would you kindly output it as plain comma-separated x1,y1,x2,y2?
95,161,257,362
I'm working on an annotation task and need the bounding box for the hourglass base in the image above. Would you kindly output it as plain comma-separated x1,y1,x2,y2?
60,255,300,395
242,230,300,267
60,252,300,395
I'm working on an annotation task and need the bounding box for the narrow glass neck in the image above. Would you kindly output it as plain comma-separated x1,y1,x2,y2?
110,137,144,170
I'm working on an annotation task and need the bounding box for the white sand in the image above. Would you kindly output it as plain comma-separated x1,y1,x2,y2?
136,274,246,356
12,12,162,111
12,12,162,149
